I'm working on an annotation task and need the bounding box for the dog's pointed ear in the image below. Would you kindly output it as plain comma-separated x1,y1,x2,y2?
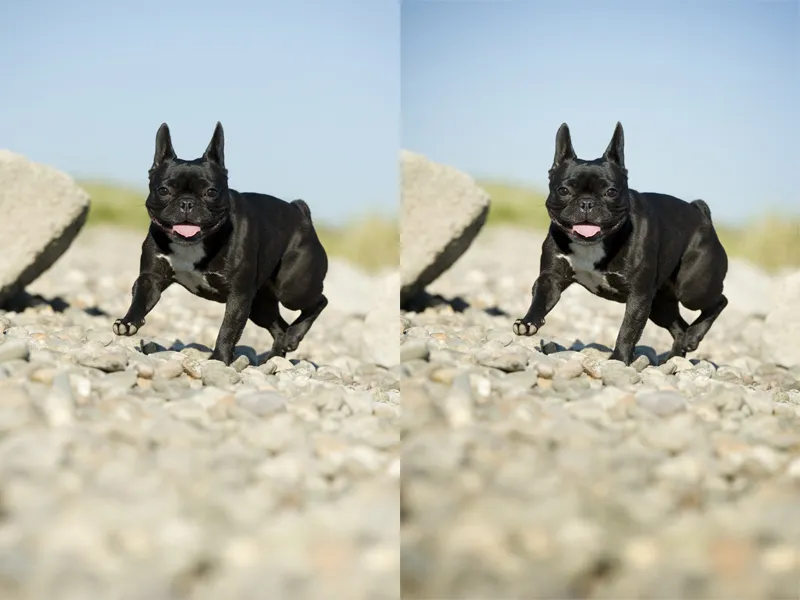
152,123,176,170
603,121,625,169
551,123,576,172
203,121,225,167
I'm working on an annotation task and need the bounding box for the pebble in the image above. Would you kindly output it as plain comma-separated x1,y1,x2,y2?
400,338,430,362
477,351,527,373
581,357,602,378
201,364,241,387
401,227,800,599
635,390,687,416
555,359,584,380
0,339,30,363
0,226,398,600
77,350,128,373
236,391,288,417
602,363,641,387
155,359,184,380
182,358,203,379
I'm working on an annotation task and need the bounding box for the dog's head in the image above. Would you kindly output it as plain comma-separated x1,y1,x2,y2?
146,122,231,244
545,122,630,245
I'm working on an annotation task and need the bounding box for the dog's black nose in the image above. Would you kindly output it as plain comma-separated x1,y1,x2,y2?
579,198,594,212
179,198,194,212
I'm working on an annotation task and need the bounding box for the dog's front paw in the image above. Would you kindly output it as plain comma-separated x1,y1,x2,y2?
113,318,143,336
513,318,543,336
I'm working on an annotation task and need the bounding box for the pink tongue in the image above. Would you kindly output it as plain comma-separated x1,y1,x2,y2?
572,224,601,238
172,224,201,238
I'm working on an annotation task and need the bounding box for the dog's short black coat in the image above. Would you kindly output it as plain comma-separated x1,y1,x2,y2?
513,122,728,365
113,122,329,365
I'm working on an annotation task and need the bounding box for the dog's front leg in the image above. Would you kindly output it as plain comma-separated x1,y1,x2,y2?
211,288,256,365
611,287,656,365
113,272,172,336
513,272,572,336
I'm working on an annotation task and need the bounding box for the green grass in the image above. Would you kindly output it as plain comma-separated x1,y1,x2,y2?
78,180,398,272
81,181,152,229
478,179,800,272
479,180,550,229
78,178,800,273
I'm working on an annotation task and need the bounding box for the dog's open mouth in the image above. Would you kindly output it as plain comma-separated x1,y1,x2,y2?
172,224,202,238
571,223,602,239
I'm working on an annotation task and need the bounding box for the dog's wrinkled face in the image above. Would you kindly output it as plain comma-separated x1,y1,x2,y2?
546,122,631,245
146,122,231,245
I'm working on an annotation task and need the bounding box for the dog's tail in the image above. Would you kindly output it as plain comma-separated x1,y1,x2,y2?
691,199,712,221
291,199,313,222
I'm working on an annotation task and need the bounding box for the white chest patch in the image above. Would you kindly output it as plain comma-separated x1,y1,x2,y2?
159,243,213,294
559,242,617,294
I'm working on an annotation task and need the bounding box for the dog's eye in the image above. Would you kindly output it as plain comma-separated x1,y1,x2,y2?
157,186,169,196
557,187,570,197
206,188,218,198
605,188,619,198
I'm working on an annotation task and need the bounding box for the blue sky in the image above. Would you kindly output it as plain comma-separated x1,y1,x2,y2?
0,0,399,226
402,0,799,225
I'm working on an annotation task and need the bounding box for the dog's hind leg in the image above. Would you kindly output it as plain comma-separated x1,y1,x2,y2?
249,289,291,360
672,218,728,358
282,295,328,354
682,295,728,354
648,293,690,359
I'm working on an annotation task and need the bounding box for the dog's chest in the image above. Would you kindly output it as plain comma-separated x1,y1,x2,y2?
160,244,223,297
559,243,623,297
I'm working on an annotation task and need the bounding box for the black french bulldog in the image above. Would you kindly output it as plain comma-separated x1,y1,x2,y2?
113,122,329,365
513,122,728,365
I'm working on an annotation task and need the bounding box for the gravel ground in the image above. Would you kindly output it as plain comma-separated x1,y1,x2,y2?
401,226,800,599
0,226,399,600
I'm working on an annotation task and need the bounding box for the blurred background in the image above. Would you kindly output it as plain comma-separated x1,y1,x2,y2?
402,0,799,270
1,0,399,272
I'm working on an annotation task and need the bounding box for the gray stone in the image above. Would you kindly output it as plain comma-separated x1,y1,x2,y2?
181,358,203,379
439,374,474,428
362,272,400,367
0,151,90,306
201,364,241,387
264,356,294,373
154,359,184,380
399,221,800,600
556,359,584,380
231,354,252,373
236,391,288,417
581,357,603,379
344,391,375,416
602,364,641,387
400,150,490,305
636,390,687,416
39,372,76,427
714,365,743,383
0,223,400,600
86,328,114,346
762,270,800,367
401,338,430,362
0,339,29,363
631,354,651,372
78,350,128,373
477,351,527,373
